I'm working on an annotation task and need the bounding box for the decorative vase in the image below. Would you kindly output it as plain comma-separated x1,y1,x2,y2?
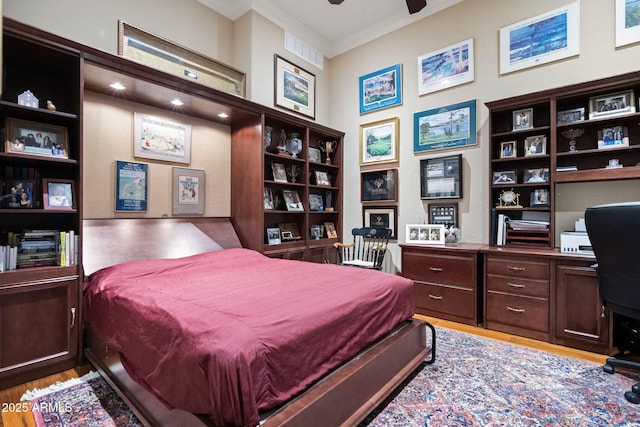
286,133,303,158
561,128,584,152
263,126,273,152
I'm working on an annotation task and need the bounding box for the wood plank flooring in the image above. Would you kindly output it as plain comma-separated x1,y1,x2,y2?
0,316,609,427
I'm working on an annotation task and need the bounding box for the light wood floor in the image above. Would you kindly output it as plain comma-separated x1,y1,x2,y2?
0,316,610,427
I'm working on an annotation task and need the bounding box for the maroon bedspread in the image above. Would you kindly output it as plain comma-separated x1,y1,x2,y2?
83,248,414,426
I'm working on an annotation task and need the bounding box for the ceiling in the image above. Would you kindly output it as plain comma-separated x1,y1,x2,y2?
197,0,462,59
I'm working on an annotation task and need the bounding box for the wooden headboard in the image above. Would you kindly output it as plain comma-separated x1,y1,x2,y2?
82,218,242,276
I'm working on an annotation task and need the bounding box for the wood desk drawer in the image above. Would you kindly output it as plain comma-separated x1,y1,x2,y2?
414,281,475,318
486,257,549,280
486,292,549,333
403,252,475,288
486,275,549,298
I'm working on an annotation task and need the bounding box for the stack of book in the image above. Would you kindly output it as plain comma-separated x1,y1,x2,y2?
17,230,60,268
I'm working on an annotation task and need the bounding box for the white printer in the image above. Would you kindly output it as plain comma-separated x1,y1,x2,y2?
560,218,593,255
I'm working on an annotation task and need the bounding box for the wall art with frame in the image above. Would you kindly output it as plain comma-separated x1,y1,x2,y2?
413,100,476,153
363,206,397,240
406,224,446,245
43,178,75,210
360,117,399,165
274,54,316,119
420,154,462,199
361,169,398,204
417,38,474,96
5,118,69,159
359,63,402,114
115,160,148,212
172,167,205,215
428,203,458,228
499,2,580,75
616,0,640,47
134,113,191,164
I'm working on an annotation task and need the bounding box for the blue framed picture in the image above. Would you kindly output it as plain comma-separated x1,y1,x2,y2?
359,64,402,115
115,160,148,212
413,100,477,153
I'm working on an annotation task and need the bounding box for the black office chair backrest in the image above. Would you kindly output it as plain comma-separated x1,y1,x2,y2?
585,202,640,319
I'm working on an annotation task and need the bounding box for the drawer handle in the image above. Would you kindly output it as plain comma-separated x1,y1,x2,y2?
507,282,525,289
507,266,525,272
428,266,443,272
507,306,525,313
70,307,76,329
428,294,443,300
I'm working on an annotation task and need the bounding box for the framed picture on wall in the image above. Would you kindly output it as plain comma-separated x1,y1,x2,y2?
172,167,205,215
134,113,192,164
361,169,398,203
274,54,316,119
363,206,397,239
413,100,477,153
417,38,474,96
616,0,640,47
420,154,462,199
360,117,399,165
115,160,148,212
359,64,403,115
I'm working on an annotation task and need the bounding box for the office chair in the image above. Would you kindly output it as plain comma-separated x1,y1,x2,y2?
333,227,392,270
585,201,640,404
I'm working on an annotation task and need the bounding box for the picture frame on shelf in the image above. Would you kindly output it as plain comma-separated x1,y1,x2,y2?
493,170,517,185
308,193,324,211
308,146,322,163
282,189,304,211
512,108,533,131
417,38,474,96
133,112,191,164
278,222,302,241
172,167,205,215
1,179,35,208
428,203,458,228
598,126,629,150
523,167,550,183
524,135,546,156
360,117,399,165
271,163,288,182
115,160,148,212
363,206,397,240
557,107,585,125
530,189,550,206
266,227,281,245
361,169,398,203
406,224,446,245
274,54,316,119
420,154,461,199
5,118,69,159
324,222,338,239
500,141,517,158
42,178,75,210
314,170,331,187
359,63,403,114
413,99,477,153
615,0,640,47
499,2,579,75
589,90,636,119
310,224,324,240
264,188,275,210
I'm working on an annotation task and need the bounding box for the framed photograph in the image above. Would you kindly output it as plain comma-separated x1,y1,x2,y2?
493,170,517,185
264,188,275,210
500,141,517,158
1,179,35,208
512,108,533,131
363,206,397,240
359,63,402,114
134,113,191,164
598,126,630,149
499,2,580,75
310,225,324,240
616,0,640,47
524,135,547,156
523,167,550,183
428,203,458,228
557,107,585,125
420,154,462,199
361,169,398,203
360,117,399,165
5,118,69,159
414,99,477,153
308,193,324,211
417,38,474,96
42,178,75,210
308,147,322,163
282,189,304,211
530,189,550,206
406,224,446,245
278,222,302,241
274,54,316,119
266,227,281,245
324,222,338,239
271,163,288,182
115,160,148,212
172,167,205,215
589,90,636,119
315,170,331,187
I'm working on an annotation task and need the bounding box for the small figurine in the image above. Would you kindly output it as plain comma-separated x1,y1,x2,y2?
17,90,38,108
47,100,56,111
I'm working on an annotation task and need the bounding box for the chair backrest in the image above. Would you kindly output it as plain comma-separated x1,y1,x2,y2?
585,202,640,319
339,227,392,270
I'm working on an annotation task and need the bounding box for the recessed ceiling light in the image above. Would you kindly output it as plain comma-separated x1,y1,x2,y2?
109,82,126,90
218,112,229,118
171,98,184,106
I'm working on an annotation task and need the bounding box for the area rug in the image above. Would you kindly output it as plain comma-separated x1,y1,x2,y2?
362,327,640,426
20,371,141,427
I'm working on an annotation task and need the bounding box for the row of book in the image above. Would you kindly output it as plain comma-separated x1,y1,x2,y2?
0,229,78,271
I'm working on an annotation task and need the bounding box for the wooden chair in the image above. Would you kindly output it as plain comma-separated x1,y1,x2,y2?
333,227,392,270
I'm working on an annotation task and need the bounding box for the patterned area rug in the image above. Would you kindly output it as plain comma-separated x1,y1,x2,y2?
363,327,640,426
20,371,141,427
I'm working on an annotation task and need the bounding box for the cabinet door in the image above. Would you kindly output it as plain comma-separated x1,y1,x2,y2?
0,276,79,388
555,264,609,354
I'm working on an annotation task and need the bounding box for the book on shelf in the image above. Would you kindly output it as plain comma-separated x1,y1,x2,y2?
1,229,80,269
556,165,578,171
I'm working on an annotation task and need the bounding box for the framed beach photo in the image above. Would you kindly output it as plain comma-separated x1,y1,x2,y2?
361,169,398,203
524,135,547,156
414,100,477,153
172,167,205,215
417,38,474,96
5,118,69,159
42,178,75,210
363,206,397,240
360,117,399,165
499,2,580,75
134,113,191,164
359,63,402,114
274,54,316,119
406,224,446,245
589,90,636,119
115,160,148,212
616,0,640,47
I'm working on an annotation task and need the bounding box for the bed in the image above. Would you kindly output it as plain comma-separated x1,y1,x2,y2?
82,218,433,427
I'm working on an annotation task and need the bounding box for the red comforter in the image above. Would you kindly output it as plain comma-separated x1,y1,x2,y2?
83,248,414,426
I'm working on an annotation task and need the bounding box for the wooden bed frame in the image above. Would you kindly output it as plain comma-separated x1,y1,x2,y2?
82,218,434,427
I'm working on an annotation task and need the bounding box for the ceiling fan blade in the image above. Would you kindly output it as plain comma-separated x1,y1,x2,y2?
328,0,344,4
406,0,427,14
